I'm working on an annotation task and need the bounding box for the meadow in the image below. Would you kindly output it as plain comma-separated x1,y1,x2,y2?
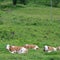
0,2,60,60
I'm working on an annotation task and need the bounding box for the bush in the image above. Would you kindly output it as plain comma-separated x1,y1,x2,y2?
52,0,60,7
27,0,60,7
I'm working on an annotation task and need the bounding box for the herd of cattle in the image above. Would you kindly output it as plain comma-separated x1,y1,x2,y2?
6,44,60,54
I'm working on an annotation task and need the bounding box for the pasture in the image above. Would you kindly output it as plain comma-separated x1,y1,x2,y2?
0,2,60,60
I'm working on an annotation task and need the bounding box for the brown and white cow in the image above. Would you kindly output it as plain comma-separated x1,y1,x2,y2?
24,44,39,50
6,44,28,54
44,45,57,53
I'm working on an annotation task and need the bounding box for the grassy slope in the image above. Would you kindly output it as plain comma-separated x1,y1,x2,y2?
0,3,60,60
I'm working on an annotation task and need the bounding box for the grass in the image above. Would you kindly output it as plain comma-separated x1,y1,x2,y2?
0,2,60,60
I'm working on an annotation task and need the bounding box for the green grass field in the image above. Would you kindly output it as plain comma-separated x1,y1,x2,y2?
0,3,60,60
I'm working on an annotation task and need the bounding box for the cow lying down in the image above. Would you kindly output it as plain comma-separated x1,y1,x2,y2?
6,44,28,54
24,44,39,50
44,45,57,53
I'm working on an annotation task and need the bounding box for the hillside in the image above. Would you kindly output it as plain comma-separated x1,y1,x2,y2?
0,2,60,60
